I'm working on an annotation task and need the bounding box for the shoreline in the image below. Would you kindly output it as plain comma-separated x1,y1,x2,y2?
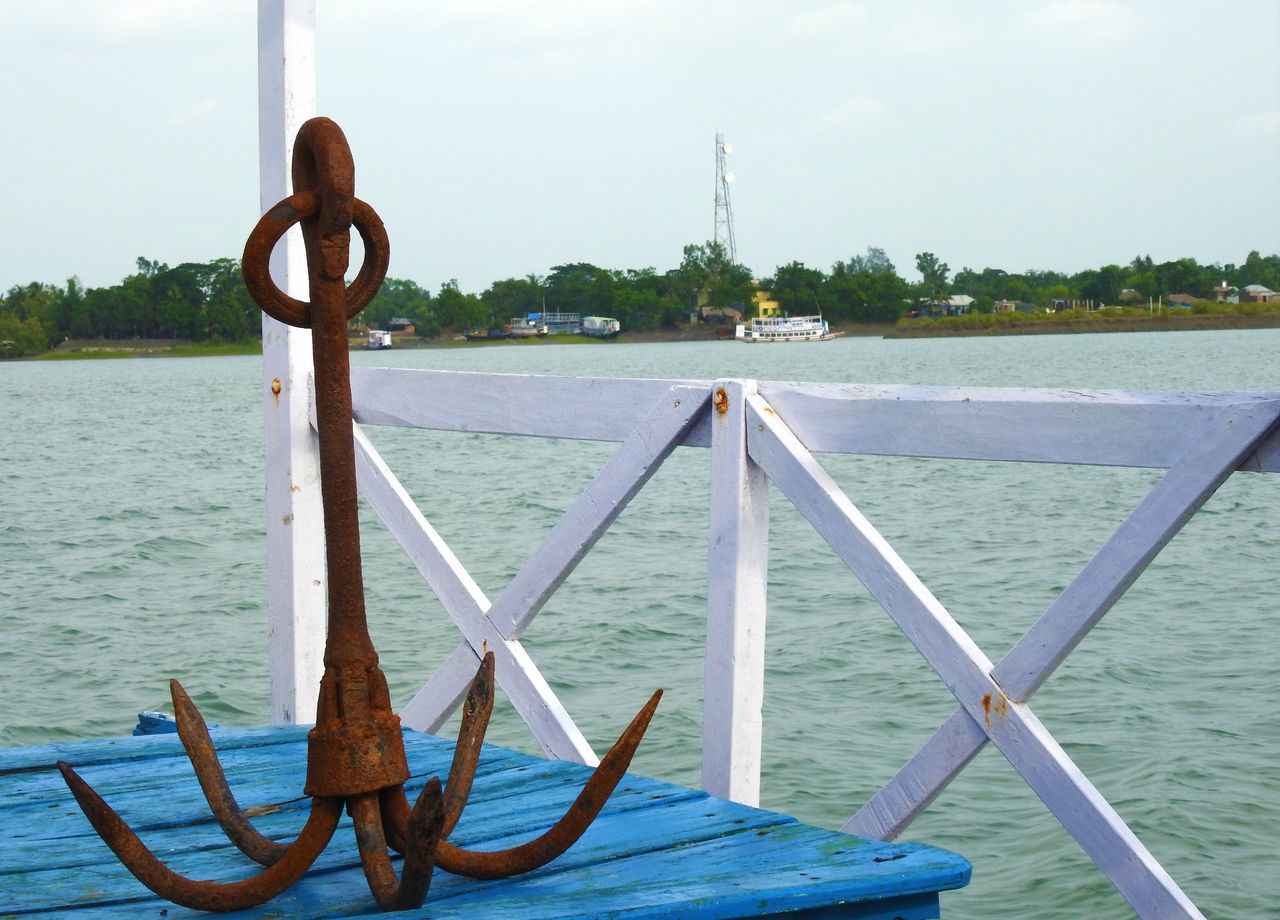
886,311,1280,338
13,314,1278,360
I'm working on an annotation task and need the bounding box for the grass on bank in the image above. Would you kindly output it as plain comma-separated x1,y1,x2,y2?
35,340,263,360
891,302,1280,336
23,331,626,360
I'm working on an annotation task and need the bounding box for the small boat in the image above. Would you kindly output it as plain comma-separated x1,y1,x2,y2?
734,315,842,342
366,329,392,349
507,316,548,337
463,328,511,341
538,312,584,335
583,316,621,338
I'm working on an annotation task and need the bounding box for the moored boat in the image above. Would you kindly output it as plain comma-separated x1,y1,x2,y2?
539,311,584,335
583,315,621,338
507,316,548,337
463,327,511,341
508,312,587,336
734,314,842,342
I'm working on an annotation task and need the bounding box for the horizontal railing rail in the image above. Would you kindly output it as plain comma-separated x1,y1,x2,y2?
350,368,1280,470
319,366,1280,920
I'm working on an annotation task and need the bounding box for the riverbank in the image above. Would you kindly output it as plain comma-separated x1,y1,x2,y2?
25,323,898,359
32,339,262,359
426,322,898,346
17,313,1277,359
887,310,1280,338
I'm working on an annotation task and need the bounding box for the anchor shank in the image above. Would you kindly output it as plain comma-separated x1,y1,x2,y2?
290,119,409,799
310,273,375,668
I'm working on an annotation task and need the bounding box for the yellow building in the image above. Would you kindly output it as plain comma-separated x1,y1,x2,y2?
753,288,781,319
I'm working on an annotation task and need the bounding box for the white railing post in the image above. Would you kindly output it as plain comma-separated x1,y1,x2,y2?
702,379,770,805
257,0,324,725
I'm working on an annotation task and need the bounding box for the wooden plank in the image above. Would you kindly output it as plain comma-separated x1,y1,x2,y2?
702,380,770,806
350,369,1280,472
350,368,714,446
0,723,310,776
415,823,962,920
755,382,1280,471
1,728,969,920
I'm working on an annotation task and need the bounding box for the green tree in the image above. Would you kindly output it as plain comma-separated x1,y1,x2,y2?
1238,250,1280,289
0,315,52,355
612,267,673,330
544,263,616,317
768,261,827,316
0,283,58,353
674,241,755,316
1040,283,1073,309
2,282,60,324
1155,258,1213,299
50,278,84,338
914,252,950,303
153,263,207,339
1074,264,1124,306
432,280,486,332
827,248,911,322
199,258,257,340
481,277,542,327
846,246,896,276
359,277,432,332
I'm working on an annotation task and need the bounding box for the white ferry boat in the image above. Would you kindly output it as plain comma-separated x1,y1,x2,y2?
734,314,842,342
509,312,586,336
507,316,547,337
583,315,621,338
538,311,585,335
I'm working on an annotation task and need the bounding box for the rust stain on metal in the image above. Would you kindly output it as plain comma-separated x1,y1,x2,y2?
981,692,1008,726
57,117,660,914
271,377,282,406
713,386,729,416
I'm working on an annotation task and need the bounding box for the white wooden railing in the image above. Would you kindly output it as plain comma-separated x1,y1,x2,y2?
274,367,1276,920
251,8,1279,919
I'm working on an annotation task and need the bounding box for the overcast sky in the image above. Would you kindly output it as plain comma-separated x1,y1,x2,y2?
2,1,1277,295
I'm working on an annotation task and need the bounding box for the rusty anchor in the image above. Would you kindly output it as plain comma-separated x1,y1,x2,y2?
57,116,661,913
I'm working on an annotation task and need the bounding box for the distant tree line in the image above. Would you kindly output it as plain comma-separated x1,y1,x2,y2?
943,250,1280,313
1,258,258,356
4,246,1279,357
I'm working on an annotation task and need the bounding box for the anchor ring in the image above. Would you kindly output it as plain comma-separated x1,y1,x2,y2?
242,189,390,329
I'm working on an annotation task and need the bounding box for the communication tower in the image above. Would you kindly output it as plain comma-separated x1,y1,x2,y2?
714,132,736,263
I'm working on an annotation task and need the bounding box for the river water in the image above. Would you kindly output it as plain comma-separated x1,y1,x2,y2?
2,329,1277,918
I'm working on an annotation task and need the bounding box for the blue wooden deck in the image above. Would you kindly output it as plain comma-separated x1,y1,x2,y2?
0,725,970,919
